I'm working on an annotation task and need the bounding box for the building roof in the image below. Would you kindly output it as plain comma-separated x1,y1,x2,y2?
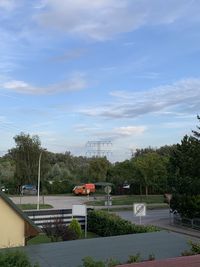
117,255,200,267
0,191,41,235
23,231,190,267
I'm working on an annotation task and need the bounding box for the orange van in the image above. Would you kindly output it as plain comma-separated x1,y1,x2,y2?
73,183,95,195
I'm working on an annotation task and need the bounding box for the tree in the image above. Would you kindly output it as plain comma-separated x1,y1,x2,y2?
192,114,200,139
8,133,43,187
132,152,168,195
168,135,200,195
88,157,110,182
107,160,134,194
168,116,200,217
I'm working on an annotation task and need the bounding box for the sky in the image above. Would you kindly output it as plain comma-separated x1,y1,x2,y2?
0,0,200,162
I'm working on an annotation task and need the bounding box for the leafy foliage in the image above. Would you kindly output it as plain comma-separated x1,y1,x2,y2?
8,133,42,187
81,257,105,267
168,118,200,218
42,218,78,242
68,218,82,239
132,152,168,195
182,241,200,256
171,194,200,218
0,250,39,267
88,210,159,236
127,253,141,263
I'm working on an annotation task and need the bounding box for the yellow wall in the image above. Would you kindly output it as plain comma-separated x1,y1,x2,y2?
0,198,25,248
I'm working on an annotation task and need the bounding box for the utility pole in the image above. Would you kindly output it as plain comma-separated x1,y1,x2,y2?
37,149,46,210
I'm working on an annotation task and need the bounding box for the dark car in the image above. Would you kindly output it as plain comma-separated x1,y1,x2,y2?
21,184,37,195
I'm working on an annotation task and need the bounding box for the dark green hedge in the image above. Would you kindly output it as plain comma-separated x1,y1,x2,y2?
87,210,159,236
0,250,39,267
171,194,200,218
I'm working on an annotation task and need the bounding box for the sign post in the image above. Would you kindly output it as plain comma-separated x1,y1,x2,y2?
133,203,146,225
104,186,112,211
72,205,87,238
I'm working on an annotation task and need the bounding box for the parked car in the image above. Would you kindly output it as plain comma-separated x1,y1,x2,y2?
21,184,37,195
0,186,8,193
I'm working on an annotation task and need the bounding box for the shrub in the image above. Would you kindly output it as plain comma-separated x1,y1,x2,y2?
127,253,141,263
87,210,159,237
148,253,155,261
0,250,39,267
80,257,120,267
62,227,78,241
171,194,200,218
68,218,82,239
190,241,200,254
43,218,78,242
81,256,105,267
106,258,121,267
181,241,200,256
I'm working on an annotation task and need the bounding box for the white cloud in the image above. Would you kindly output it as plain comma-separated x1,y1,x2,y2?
112,126,146,138
0,0,16,10
2,73,87,94
36,0,198,40
73,123,101,133
93,125,146,140
80,78,200,118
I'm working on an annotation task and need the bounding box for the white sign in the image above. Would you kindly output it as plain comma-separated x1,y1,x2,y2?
134,203,146,217
104,185,112,194
72,204,87,216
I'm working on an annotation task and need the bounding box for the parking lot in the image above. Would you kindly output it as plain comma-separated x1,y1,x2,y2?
10,195,88,209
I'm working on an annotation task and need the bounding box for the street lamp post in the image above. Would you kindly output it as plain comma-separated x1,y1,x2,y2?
37,150,46,210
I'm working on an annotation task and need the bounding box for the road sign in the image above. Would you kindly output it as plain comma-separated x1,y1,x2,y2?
134,203,146,217
72,205,86,216
104,185,112,194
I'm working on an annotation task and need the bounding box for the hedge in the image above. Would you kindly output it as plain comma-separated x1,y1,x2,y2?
87,210,159,236
0,250,39,267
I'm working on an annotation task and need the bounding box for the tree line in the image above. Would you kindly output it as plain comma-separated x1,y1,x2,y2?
0,116,200,218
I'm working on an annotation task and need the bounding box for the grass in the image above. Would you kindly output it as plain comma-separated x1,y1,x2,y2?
28,234,52,245
17,203,53,210
28,231,99,245
86,195,165,206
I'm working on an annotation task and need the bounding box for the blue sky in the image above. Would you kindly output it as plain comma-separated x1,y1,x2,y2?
0,0,200,162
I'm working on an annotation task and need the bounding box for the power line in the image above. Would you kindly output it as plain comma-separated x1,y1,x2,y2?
86,140,112,157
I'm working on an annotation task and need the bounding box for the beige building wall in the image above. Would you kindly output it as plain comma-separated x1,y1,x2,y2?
0,198,25,248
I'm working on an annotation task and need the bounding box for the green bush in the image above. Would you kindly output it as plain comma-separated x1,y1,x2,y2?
190,241,200,254
181,241,200,256
80,257,120,267
81,256,105,267
127,253,141,263
0,250,39,267
68,218,82,239
88,210,159,236
171,194,200,218
43,218,78,242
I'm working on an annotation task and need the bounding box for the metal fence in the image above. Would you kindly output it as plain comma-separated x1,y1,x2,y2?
24,209,88,229
173,214,200,230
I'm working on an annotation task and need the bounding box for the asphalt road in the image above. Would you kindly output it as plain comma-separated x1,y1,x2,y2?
115,209,170,225
10,195,88,209
115,209,200,241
